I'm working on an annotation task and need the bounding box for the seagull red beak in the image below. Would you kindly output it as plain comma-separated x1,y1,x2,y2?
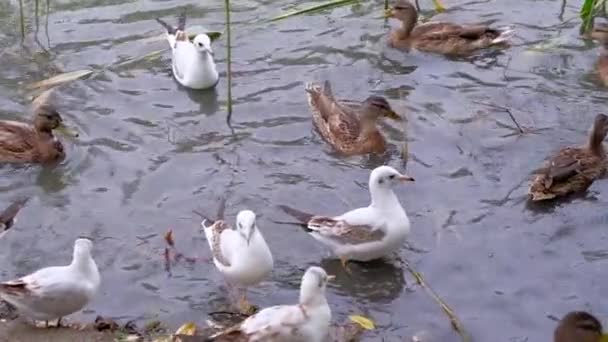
398,174,415,182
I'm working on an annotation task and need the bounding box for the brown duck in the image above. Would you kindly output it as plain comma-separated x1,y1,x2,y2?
0,198,28,237
0,102,72,164
529,114,608,201
590,23,608,86
554,311,604,342
386,0,514,56
305,81,401,156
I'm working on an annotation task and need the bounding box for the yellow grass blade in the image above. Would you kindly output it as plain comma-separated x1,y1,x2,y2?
432,0,446,12
175,322,197,335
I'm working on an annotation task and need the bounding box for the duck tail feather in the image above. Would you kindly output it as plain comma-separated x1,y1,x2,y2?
277,205,314,225
322,80,334,98
492,27,515,44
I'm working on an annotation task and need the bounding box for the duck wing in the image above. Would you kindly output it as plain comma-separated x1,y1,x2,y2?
308,216,386,245
202,220,234,268
529,147,606,200
0,121,39,160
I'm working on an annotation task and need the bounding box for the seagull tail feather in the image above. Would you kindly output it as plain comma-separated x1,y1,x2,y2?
277,205,314,232
155,18,176,35
177,11,187,32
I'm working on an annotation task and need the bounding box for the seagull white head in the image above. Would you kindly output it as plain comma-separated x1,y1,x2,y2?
299,266,334,306
369,165,414,189
72,237,94,266
236,210,257,245
193,34,213,55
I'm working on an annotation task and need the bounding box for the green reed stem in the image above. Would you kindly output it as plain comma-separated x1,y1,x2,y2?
581,0,607,34
224,0,233,120
18,0,25,40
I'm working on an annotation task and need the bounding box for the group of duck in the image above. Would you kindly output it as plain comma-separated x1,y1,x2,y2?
0,0,606,341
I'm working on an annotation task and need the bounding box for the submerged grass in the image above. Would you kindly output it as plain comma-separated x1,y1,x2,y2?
270,0,360,22
403,260,471,342
271,0,446,22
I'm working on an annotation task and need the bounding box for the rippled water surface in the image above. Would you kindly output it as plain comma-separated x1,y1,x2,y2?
1,0,608,340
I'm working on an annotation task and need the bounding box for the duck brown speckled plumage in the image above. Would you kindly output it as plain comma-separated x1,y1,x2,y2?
554,311,604,342
529,114,608,201
305,81,400,156
386,0,514,56
0,102,68,164
590,23,608,86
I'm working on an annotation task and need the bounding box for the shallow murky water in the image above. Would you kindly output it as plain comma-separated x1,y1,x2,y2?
0,0,607,341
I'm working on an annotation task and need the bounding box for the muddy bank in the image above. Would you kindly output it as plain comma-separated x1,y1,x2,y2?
0,321,115,342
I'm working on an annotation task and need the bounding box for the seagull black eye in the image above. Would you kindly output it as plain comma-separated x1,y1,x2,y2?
389,175,396,180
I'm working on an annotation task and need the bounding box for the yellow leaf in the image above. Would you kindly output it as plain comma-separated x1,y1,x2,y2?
348,315,375,330
175,322,197,336
432,0,446,12
600,334,608,342
26,69,94,90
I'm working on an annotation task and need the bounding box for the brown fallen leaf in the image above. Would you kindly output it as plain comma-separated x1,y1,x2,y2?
164,229,175,247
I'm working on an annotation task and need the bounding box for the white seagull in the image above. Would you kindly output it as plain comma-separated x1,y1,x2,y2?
155,13,219,90
210,266,333,342
201,203,273,312
0,237,100,327
280,165,414,270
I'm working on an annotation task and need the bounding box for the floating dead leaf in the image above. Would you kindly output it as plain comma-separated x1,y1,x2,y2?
164,229,174,247
175,322,197,336
26,69,94,90
348,315,375,330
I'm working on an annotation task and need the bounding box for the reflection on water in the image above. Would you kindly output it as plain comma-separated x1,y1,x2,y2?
0,0,606,341
321,257,405,303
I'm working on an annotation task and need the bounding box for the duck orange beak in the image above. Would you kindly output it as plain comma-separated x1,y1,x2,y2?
56,123,79,138
398,174,415,182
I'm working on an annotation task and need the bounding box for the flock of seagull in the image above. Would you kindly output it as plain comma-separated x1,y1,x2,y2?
0,0,606,341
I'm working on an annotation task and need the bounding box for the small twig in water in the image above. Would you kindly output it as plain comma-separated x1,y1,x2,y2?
403,260,471,342
472,101,524,134
502,55,512,81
